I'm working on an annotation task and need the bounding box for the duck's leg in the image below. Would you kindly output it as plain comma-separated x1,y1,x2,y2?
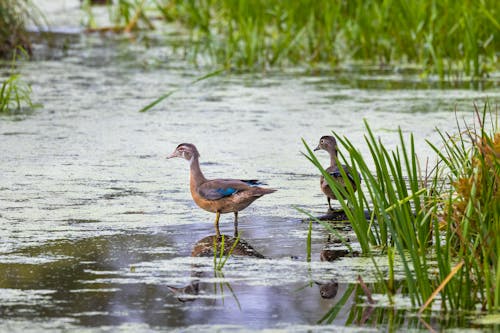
214,211,221,237
233,211,239,238
316,197,340,221
327,198,333,211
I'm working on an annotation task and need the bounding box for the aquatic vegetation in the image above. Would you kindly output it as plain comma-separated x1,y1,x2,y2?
92,0,499,78
83,0,154,32
139,68,223,112
0,71,36,113
213,233,241,271
303,102,499,312
0,0,32,57
429,105,500,311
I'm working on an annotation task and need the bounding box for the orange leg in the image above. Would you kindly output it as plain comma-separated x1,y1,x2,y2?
214,211,221,237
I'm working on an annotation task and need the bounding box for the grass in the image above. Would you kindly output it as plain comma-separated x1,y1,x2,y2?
82,0,154,32
0,52,39,114
4,0,497,78
303,102,499,312
213,233,241,271
0,0,36,58
428,105,500,311
139,68,224,112
89,0,500,78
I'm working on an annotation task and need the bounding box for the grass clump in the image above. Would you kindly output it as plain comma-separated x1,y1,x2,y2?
429,108,500,311
84,0,499,78
303,102,499,312
0,73,33,113
153,0,498,78
213,233,241,271
83,0,154,32
0,52,39,114
0,0,32,58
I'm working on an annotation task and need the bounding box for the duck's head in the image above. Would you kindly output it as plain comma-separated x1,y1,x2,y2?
314,136,337,153
168,143,200,161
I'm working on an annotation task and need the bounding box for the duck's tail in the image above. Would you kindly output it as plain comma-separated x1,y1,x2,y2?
252,187,277,197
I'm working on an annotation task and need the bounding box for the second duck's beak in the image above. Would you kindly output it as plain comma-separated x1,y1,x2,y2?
313,145,321,151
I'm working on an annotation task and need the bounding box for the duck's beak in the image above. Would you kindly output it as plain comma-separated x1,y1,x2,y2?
313,145,321,151
167,149,179,159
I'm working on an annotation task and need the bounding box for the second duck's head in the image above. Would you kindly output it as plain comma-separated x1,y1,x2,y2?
168,143,200,162
314,136,337,153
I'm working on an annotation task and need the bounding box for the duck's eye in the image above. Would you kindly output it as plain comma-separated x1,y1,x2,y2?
320,139,324,144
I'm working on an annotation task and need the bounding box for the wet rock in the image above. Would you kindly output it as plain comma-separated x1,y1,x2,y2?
320,247,359,262
191,234,266,258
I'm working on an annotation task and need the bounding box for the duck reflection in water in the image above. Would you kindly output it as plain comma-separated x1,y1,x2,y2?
315,280,339,299
168,234,265,302
314,234,362,300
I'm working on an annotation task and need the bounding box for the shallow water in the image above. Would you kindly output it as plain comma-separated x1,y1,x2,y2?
1,1,499,331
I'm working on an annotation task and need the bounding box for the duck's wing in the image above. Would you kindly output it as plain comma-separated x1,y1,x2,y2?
239,179,268,186
327,165,358,183
197,179,254,200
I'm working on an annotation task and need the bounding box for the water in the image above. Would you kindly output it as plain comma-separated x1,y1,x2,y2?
1,1,499,331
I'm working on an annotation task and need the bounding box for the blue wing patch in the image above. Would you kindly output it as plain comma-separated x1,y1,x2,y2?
216,187,238,196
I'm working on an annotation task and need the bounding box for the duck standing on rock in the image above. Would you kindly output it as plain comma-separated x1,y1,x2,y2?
168,143,276,237
314,135,358,219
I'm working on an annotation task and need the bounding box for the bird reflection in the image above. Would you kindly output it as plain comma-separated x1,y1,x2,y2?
168,234,265,302
315,280,339,299
314,234,360,300
320,233,358,263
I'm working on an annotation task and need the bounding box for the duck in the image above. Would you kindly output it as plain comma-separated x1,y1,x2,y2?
314,135,358,213
168,143,276,237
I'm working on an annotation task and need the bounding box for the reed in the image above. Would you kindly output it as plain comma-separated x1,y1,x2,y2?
84,0,499,77
303,102,499,312
0,0,31,57
0,72,37,114
213,233,241,271
427,103,499,311
150,0,498,78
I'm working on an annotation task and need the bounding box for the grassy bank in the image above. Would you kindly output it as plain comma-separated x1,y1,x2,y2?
151,0,499,78
304,102,499,312
4,1,499,77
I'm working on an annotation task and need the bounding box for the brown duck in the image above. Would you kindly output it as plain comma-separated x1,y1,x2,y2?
314,135,358,211
168,143,276,236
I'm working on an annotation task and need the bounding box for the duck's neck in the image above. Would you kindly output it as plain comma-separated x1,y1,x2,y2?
189,155,208,186
328,148,339,168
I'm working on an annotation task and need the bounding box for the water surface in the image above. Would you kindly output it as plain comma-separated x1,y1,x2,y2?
1,1,499,331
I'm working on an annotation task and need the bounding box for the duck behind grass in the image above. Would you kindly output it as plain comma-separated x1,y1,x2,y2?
314,135,359,220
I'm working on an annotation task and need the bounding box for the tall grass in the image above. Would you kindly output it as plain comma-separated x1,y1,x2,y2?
0,72,34,113
150,0,498,78
83,0,499,77
0,0,32,57
428,105,499,311
303,102,499,312
0,51,39,113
